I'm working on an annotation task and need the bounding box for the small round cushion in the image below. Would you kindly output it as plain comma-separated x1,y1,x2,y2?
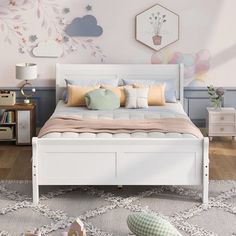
85,88,120,110
127,213,182,236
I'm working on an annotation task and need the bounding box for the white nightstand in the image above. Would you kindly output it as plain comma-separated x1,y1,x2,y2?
207,107,236,141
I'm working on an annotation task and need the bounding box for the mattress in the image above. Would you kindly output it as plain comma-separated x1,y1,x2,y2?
41,101,198,139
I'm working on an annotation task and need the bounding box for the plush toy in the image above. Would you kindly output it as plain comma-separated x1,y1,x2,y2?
68,218,86,236
23,219,86,236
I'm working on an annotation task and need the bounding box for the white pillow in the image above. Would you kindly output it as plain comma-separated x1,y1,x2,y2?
123,79,177,103
125,87,149,109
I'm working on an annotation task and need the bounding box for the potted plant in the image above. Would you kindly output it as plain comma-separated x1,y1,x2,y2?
149,12,167,45
207,85,225,110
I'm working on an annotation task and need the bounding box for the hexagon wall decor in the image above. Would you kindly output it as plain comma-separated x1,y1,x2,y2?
136,4,179,51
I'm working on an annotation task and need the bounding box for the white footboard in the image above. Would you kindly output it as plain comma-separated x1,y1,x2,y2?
32,137,209,205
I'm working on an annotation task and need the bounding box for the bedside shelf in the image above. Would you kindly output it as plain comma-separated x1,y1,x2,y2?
0,123,16,125
0,103,36,145
0,138,16,142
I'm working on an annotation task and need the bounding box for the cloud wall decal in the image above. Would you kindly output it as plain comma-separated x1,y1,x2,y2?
32,40,63,58
65,15,103,37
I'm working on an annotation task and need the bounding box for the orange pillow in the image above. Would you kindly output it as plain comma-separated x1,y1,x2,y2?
101,85,132,106
67,84,99,107
133,84,166,106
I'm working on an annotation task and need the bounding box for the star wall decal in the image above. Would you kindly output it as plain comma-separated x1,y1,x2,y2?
29,35,38,42
86,4,92,11
63,8,70,14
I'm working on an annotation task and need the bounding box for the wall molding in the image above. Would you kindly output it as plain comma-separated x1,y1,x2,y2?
1,86,236,128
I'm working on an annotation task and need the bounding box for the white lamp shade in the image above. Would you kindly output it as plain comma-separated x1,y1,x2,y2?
16,63,37,81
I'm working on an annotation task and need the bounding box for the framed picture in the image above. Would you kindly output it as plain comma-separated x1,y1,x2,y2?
136,4,179,51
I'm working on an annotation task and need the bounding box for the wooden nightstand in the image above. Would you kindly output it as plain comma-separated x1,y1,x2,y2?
207,107,236,141
0,103,36,145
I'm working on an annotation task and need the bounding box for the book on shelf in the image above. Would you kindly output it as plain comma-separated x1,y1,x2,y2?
0,111,15,124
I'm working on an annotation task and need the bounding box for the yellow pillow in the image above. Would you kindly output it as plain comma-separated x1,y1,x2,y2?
67,84,99,107
133,84,166,106
101,85,132,106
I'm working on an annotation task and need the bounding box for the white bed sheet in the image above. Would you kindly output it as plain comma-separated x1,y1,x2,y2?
41,101,198,139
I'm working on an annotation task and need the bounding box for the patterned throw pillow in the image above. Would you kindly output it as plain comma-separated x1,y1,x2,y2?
124,87,149,109
127,213,182,236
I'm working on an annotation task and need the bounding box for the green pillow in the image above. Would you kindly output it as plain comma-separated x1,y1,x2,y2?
127,213,182,236
85,89,120,110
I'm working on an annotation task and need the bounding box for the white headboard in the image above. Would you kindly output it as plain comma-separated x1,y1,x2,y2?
56,64,184,104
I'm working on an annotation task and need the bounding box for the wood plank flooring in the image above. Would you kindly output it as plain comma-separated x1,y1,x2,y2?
209,137,236,179
0,143,32,180
0,137,235,180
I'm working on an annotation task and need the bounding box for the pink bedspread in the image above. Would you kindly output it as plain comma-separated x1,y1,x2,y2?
38,115,203,139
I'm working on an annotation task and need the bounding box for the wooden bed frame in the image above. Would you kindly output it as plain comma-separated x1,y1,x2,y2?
32,64,209,205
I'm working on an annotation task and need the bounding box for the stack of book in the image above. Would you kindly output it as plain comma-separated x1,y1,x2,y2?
0,111,15,124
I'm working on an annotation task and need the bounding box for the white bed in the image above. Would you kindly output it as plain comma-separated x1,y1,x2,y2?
32,64,209,205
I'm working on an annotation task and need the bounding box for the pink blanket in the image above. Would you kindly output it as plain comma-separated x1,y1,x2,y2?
38,115,203,139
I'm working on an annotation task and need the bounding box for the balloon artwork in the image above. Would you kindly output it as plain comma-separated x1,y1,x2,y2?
151,49,211,86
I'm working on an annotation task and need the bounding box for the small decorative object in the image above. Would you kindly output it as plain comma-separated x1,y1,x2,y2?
0,90,16,105
68,218,86,236
16,63,37,104
207,85,225,110
136,4,179,51
32,40,63,58
65,15,103,37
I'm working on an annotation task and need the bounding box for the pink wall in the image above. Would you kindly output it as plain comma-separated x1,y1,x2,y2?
0,0,235,87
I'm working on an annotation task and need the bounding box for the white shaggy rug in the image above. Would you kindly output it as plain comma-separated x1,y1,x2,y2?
0,181,236,236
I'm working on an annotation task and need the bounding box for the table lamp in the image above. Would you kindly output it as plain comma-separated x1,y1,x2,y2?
16,63,37,104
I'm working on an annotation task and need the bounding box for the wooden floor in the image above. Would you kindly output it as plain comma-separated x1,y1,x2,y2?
0,137,235,180
208,137,236,179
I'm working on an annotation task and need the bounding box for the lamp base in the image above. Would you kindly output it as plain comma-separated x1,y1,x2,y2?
23,99,31,104
20,80,36,105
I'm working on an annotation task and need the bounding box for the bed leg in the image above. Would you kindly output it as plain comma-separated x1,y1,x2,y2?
203,138,209,204
33,179,39,205
32,138,39,205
